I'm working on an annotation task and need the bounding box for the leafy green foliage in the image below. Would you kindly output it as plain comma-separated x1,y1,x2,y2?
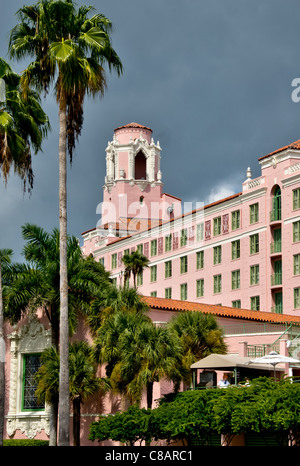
89,405,153,446
89,378,300,446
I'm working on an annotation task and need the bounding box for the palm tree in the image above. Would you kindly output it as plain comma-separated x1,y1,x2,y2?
0,249,13,446
5,223,110,445
0,57,48,447
9,0,123,445
167,311,227,385
0,57,49,192
36,342,109,446
122,251,149,288
122,321,184,409
88,284,149,335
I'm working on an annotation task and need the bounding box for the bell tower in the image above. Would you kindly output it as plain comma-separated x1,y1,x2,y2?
100,123,181,236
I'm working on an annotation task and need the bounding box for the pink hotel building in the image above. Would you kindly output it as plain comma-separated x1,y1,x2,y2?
4,122,300,446
82,122,300,318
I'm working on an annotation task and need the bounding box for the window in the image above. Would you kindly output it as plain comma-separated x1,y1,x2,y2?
196,279,204,297
293,188,300,210
232,210,240,230
165,234,172,252
180,283,188,300
111,253,117,269
213,217,221,236
150,291,157,297
196,223,204,242
250,296,260,310
180,256,188,274
150,265,157,282
250,203,259,224
165,287,172,299
137,243,143,254
137,271,143,286
250,234,259,254
213,274,222,294
271,186,281,222
22,354,44,411
294,254,300,275
151,239,157,256
165,260,172,278
250,265,259,285
213,246,222,265
196,251,204,269
99,257,105,266
124,249,130,256
232,240,240,260
293,221,300,242
294,288,300,309
232,300,241,308
231,270,240,290
180,228,188,247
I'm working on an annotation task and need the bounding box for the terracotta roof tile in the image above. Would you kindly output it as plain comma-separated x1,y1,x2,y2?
114,122,152,132
258,139,300,161
142,296,300,325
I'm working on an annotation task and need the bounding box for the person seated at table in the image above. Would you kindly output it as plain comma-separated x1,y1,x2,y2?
218,373,230,388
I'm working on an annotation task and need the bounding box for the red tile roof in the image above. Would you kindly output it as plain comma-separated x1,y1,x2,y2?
258,139,300,161
142,296,300,325
114,122,152,132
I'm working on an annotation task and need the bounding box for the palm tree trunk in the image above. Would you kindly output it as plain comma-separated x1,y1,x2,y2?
49,402,58,446
73,397,81,447
0,261,5,446
58,92,70,447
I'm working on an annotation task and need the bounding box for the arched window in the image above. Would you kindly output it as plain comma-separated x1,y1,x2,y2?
135,151,147,180
271,185,281,221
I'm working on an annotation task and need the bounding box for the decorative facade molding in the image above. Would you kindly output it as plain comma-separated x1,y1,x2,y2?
6,318,51,439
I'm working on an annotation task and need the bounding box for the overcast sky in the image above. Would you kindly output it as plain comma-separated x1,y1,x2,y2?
1,0,300,261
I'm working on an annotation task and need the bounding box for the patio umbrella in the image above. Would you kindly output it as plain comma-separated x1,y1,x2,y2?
249,351,300,379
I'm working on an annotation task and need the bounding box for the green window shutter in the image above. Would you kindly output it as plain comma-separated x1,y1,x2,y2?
180,283,187,300
180,229,187,247
196,279,204,297
196,251,204,269
213,246,221,264
165,260,172,278
293,221,300,242
293,188,300,210
231,270,240,290
294,288,300,309
165,287,172,299
232,240,240,260
232,210,240,230
165,234,172,252
250,203,259,224
232,300,241,308
111,253,117,269
214,275,221,294
213,217,221,236
294,254,300,275
151,240,157,256
180,256,188,273
196,223,204,241
150,265,157,282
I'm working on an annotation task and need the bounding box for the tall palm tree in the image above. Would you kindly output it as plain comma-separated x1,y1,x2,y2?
36,342,109,446
5,223,110,445
0,57,49,192
167,311,227,385
88,284,149,335
122,251,149,288
9,0,123,445
0,249,13,447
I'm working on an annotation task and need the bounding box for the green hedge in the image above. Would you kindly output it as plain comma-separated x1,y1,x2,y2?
3,439,49,446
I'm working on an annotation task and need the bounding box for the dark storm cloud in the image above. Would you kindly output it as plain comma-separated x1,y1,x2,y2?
1,0,300,261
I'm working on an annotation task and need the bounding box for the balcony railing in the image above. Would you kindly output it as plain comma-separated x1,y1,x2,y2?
270,209,281,222
271,273,282,286
270,241,282,254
